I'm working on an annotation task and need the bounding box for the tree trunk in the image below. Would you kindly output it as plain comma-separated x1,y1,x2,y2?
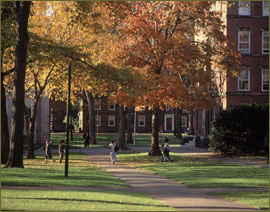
26,99,38,159
126,107,134,144
148,106,162,156
190,110,194,135
175,108,182,139
205,109,210,137
6,1,31,168
85,91,97,144
1,79,10,164
118,106,127,150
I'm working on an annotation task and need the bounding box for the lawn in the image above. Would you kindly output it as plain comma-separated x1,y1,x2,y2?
2,153,129,188
117,152,269,209
1,189,176,211
50,132,183,148
213,191,269,210
2,152,176,211
117,153,268,188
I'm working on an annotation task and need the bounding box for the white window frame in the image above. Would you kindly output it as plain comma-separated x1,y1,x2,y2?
262,69,269,91
166,105,172,111
202,110,205,129
181,116,187,128
138,116,145,127
262,31,269,55
94,99,101,110
238,68,250,91
108,100,115,110
238,30,250,54
263,1,269,16
108,115,115,127
96,115,101,127
238,1,250,16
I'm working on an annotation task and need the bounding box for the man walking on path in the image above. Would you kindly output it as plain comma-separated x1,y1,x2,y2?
108,141,118,164
58,140,65,163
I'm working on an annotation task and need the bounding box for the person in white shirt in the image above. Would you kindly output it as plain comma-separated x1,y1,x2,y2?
108,140,117,164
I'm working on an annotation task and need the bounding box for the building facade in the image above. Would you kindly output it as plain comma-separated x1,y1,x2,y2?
77,97,190,134
194,1,269,137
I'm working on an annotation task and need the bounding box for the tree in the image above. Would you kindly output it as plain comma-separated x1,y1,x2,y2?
1,1,16,164
113,2,240,156
6,1,31,168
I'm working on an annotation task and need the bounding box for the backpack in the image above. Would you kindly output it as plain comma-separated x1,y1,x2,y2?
114,145,119,152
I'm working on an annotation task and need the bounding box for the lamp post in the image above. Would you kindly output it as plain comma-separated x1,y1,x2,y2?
65,60,72,177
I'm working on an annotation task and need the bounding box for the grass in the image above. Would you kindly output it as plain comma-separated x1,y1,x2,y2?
213,191,269,209
117,153,268,188
1,189,176,211
49,132,183,148
2,153,129,188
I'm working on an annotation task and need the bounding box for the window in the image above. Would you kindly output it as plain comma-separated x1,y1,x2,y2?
166,105,172,111
181,116,187,128
262,31,269,54
202,110,205,129
262,69,269,91
108,100,115,110
108,115,115,127
238,30,250,54
141,106,146,111
238,68,250,91
138,116,145,127
96,115,101,126
238,1,250,16
263,1,269,16
94,99,101,110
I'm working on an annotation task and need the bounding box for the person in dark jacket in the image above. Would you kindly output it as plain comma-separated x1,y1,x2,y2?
58,140,65,163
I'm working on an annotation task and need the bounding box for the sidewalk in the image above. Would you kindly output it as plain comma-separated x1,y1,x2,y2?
85,147,267,211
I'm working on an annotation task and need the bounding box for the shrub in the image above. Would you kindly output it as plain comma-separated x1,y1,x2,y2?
209,104,269,156
180,136,194,145
195,136,209,149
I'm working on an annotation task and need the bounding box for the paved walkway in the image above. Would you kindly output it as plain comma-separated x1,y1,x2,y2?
85,147,268,211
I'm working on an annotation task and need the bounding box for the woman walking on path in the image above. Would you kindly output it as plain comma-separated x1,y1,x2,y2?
161,137,173,162
108,140,118,164
40,139,55,163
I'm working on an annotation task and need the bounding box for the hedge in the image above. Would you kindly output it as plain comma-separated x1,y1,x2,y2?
209,104,269,156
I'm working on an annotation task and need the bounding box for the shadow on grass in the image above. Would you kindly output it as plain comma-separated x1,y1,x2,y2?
4,197,168,208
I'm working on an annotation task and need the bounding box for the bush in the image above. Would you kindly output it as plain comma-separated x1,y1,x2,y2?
209,104,269,156
195,136,209,149
180,136,194,145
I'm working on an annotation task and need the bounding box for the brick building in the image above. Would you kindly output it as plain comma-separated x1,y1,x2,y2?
194,1,269,137
78,97,190,133
49,99,66,132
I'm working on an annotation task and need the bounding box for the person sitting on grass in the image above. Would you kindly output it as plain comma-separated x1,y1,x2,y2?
39,139,55,163
161,137,173,162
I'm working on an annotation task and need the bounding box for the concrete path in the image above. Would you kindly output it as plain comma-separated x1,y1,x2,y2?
85,147,267,211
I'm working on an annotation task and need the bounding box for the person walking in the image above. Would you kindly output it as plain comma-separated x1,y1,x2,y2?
58,140,65,163
108,140,118,164
161,137,173,162
84,133,90,148
40,139,55,163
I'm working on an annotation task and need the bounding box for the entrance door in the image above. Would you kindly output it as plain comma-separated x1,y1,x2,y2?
165,114,174,131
